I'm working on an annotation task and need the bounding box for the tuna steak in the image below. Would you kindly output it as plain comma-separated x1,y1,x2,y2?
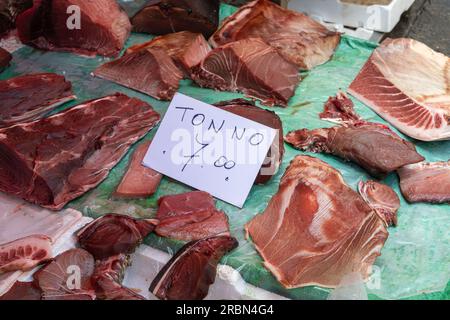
0,47,11,72
245,155,388,288
16,0,131,57
192,38,300,107
210,0,341,70
348,38,450,141
0,281,41,300
0,93,160,210
0,73,75,128
94,48,183,100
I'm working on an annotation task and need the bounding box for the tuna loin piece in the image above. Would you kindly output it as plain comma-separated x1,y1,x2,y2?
114,140,162,199
16,0,131,57
94,49,182,100
0,93,160,210
0,0,32,36
358,180,400,227
245,155,388,288
214,99,284,183
211,0,341,70
155,191,230,242
77,214,158,260
0,281,41,300
192,38,300,107
150,235,238,300
0,73,75,128
131,0,220,38
397,161,450,203
0,235,52,274
126,31,211,77
0,47,11,72
348,38,450,141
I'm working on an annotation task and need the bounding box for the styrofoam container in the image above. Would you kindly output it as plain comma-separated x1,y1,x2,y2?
284,0,415,33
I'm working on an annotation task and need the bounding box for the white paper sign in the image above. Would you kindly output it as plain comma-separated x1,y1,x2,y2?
143,93,277,208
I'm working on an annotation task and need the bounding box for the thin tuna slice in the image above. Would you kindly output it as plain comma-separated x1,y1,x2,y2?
0,47,11,72
245,155,388,289
77,214,158,260
397,161,450,204
0,235,52,274
0,281,41,300
192,38,300,107
34,248,96,300
348,38,450,141
131,0,220,38
0,73,75,128
16,0,131,57
214,99,284,183
94,49,182,100
155,191,230,242
210,0,341,70
0,93,160,210
358,181,400,227
150,235,238,300
114,141,162,199
126,31,211,77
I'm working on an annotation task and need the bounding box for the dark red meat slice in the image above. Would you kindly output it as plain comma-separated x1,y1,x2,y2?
157,191,215,219
0,0,32,37
0,73,74,128
245,155,388,288
94,48,183,100
131,0,220,38
320,91,361,123
0,281,41,300
150,235,238,300
77,214,158,260
214,99,284,184
114,140,162,199
0,235,52,273
358,180,400,227
0,93,160,210
0,47,11,72
126,31,211,77
211,0,341,70
16,0,131,57
192,38,300,107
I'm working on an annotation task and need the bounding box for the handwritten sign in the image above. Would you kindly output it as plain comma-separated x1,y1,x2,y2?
143,93,277,208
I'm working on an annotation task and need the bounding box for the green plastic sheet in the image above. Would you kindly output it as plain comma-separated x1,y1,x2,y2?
1,3,448,300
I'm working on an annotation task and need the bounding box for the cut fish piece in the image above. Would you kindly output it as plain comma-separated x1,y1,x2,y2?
214,99,284,183
150,235,238,300
94,48,182,100
358,181,400,227
397,161,450,203
0,47,11,72
245,155,388,289
114,141,162,199
126,31,211,77
0,93,160,210
192,38,300,107
210,0,341,70
155,191,230,242
0,73,75,128
16,0,131,57
0,0,32,36
131,0,220,38
348,38,450,141
0,281,41,300
320,91,361,124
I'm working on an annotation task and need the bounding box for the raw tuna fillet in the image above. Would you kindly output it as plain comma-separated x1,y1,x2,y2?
94,48,183,100
245,155,388,288
0,93,160,210
397,161,450,204
210,0,341,70
16,0,131,57
131,0,220,38
0,235,52,273
0,47,11,72
0,73,75,128
348,38,450,141
192,38,300,107
214,99,284,183
0,281,41,300
34,248,96,300
91,254,145,300
155,191,230,242
114,141,162,199
77,214,158,260
358,180,400,227
0,0,32,36
150,235,238,300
